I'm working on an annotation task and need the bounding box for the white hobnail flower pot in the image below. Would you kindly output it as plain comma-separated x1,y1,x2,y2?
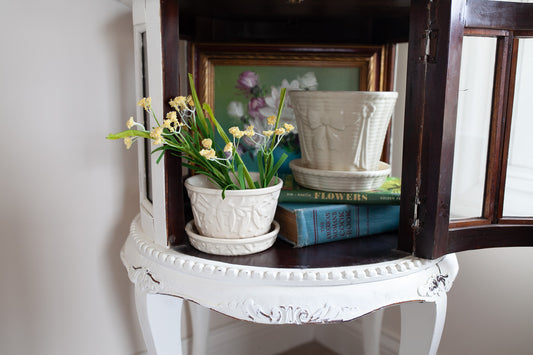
289,91,398,172
184,172,283,239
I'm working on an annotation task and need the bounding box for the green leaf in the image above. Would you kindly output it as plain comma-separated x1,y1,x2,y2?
222,183,240,199
204,104,231,144
188,73,210,138
156,150,166,164
106,130,151,140
265,152,287,186
269,88,287,150
237,164,245,189
151,145,165,155
257,151,265,187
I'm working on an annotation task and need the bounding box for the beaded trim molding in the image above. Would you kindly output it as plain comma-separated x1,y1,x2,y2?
124,215,441,286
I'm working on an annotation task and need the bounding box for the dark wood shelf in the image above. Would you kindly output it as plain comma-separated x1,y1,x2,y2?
176,231,409,269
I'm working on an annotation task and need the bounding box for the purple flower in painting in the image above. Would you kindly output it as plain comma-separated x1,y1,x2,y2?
236,71,260,96
248,97,266,120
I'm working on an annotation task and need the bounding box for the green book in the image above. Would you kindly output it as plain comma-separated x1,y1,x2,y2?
278,175,401,205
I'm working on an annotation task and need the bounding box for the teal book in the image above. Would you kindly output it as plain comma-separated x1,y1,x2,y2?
275,203,400,248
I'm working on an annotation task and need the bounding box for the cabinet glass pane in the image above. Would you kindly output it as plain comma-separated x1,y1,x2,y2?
503,38,533,217
141,32,153,203
450,37,497,220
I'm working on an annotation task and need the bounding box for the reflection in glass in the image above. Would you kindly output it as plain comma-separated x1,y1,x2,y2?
141,32,153,203
450,37,497,219
503,38,533,217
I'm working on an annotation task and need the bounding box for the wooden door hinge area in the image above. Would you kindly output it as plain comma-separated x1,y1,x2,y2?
411,184,422,234
419,29,439,63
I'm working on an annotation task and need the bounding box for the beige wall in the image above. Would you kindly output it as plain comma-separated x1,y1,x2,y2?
0,1,143,354
1,2,532,355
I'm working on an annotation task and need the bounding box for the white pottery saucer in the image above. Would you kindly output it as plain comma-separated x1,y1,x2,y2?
289,159,391,192
185,220,279,256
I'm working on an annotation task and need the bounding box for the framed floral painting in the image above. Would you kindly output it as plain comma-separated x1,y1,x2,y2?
190,43,393,173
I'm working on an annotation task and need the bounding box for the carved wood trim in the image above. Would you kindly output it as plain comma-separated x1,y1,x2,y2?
125,215,435,285
160,0,186,246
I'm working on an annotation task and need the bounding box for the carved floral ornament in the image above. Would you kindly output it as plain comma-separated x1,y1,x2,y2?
418,265,452,297
127,265,164,294
230,298,360,325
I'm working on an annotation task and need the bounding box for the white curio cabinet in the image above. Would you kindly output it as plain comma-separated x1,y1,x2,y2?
118,1,533,354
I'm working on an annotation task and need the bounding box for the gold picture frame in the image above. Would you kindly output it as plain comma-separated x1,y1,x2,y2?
191,43,392,107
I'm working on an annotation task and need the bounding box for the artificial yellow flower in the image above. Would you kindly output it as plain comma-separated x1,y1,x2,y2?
202,138,213,149
162,120,173,131
274,127,286,135
283,123,295,132
267,115,277,125
150,126,163,139
244,125,255,137
224,142,233,152
186,95,194,108
263,130,274,137
229,127,245,138
169,96,187,111
200,148,216,160
124,137,133,149
127,116,135,129
166,111,177,120
137,97,152,111
150,127,163,145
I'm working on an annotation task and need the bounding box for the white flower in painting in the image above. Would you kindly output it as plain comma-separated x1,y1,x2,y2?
298,72,318,90
259,87,285,118
259,85,298,133
280,78,301,92
227,101,245,118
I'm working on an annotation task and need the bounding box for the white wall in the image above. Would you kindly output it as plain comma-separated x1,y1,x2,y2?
0,1,144,354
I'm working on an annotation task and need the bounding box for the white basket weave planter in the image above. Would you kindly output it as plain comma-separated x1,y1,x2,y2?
289,90,398,172
290,159,391,192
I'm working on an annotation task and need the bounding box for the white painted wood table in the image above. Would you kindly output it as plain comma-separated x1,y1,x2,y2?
122,215,458,355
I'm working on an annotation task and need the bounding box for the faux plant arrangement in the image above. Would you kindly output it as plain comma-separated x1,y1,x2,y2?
107,74,295,255
107,73,294,194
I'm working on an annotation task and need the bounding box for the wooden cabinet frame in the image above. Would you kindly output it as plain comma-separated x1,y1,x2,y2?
398,0,533,259
140,0,533,260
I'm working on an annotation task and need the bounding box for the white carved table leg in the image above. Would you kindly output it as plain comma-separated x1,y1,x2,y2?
188,302,210,355
135,285,184,355
399,296,447,355
361,309,384,355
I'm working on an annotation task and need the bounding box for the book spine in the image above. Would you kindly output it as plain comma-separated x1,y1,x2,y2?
291,205,399,247
279,190,400,205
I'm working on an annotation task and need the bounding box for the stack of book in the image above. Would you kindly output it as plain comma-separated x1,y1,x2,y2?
275,174,401,247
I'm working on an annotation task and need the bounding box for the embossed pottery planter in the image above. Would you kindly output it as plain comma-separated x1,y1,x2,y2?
184,172,282,255
289,90,398,172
